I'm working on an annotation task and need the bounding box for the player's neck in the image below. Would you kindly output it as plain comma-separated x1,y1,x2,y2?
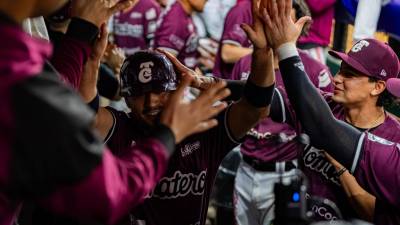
177,0,194,15
345,104,385,129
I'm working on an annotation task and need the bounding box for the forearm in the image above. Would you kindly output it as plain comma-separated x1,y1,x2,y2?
51,18,99,89
41,133,174,225
228,49,274,139
79,59,99,103
221,44,253,63
337,170,376,221
277,43,361,169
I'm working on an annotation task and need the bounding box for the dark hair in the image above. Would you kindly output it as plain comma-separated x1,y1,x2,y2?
368,77,397,107
292,0,311,35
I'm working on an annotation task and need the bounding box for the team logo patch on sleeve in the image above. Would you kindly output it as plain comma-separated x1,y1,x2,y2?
139,61,154,83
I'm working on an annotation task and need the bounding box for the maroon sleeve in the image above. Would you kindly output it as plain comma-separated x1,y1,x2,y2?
10,70,174,224
40,141,168,225
221,4,251,47
354,133,400,209
50,18,99,89
230,54,251,80
153,7,186,54
305,0,336,14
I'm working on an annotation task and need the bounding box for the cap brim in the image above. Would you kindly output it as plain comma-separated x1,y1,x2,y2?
386,78,400,98
328,50,372,77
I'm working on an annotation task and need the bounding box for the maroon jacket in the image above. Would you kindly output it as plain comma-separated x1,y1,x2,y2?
0,14,174,225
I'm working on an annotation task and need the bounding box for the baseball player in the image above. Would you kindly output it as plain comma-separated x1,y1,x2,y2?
87,14,276,223
260,0,400,224
230,2,333,224
152,0,206,69
0,0,234,224
112,0,161,56
212,0,253,79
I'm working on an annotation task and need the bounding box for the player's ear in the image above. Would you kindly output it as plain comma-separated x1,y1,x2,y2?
371,80,386,96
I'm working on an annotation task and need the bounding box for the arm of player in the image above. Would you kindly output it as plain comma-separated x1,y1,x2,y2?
221,44,253,64
226,0,275,140
159,48,286,123
261,0,362,169
51,0,135,89
325,152,376,222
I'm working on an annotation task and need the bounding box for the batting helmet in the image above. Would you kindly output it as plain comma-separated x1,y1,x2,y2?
120,50,178,97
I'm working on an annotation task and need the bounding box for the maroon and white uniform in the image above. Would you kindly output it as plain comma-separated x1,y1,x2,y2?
153,2,199,69
300,93,400,221
213,0,252,79
106,106,240,225
112,0,161,55
354,132,400,225
231,52,333,225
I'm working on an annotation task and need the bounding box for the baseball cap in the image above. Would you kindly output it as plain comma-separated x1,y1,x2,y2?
329,38,400,97
120,50,178,97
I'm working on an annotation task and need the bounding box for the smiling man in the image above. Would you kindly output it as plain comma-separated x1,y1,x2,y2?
257,0,400,222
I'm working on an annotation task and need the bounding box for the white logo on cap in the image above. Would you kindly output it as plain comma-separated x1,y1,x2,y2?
351,40,370,52
380,69,387,77
138,61,154,83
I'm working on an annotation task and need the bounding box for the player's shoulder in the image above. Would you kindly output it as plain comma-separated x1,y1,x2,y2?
226,0,251,18
157,2,187,28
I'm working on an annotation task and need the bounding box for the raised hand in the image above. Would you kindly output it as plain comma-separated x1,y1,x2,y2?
241,0,269,51
260,0,311,49
160,76,231,143
157,48,208,89
72,0,137,28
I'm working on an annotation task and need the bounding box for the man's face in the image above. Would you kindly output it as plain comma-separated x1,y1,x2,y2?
32,0,68,17
125,91,171,125
188,0,207,12
332,62,376,106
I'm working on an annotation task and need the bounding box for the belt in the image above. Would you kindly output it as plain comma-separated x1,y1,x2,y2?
242,155,296,172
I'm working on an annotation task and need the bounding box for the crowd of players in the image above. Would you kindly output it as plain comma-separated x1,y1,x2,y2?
1,0,400,225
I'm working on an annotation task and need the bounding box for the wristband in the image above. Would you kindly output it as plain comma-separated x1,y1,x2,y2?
335,167,347,177
87,93,100,113
244,80,275,108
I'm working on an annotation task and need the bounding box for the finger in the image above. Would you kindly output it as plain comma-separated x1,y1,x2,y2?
262,8,274,30
195,81,227,105
277,0,286,18
285,0,292,19
271,0,279,22
199,88,230,108
295,16,312,31
241,23,257,43
110,0,136,15
200,102,228,121
156,48,189,73
192,119,219,134
169,75,192,103
251,0,259,20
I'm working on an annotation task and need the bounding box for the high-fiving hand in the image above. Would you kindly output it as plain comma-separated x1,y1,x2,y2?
241,0,269,51
72,0,137,28
259,0,311,49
